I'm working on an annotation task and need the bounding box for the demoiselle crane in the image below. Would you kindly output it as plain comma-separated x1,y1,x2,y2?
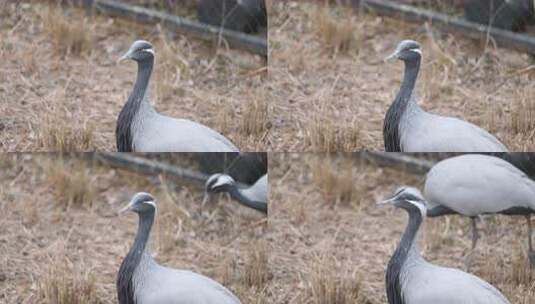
116,40,239,152
204,174,267,214
423,154,535,265
383,40,507,152
117,192,241,304
379,187,511,304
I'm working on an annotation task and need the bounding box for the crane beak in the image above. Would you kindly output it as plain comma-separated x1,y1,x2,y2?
201,193,210,205
117,50,132,63
201,192,214,211
384,50,399,62
377,197,394,206
118,202,133,215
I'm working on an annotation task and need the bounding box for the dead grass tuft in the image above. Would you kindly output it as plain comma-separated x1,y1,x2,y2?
309,156,358,205
240,96,270,137
243,241,270,288
509,246,534,286
156,186,192,254
35,92,95,152
215,99,236,135
510,87,535,135
312,4,358,55
473,237,535,303
215,255,237,287
42,5,92,56
482,97,503,134
306,114,362,152
425,216,457,252
155,31,191,101
44,159,96,209
20,49,38,76
307,255,370,304
38,257,101,304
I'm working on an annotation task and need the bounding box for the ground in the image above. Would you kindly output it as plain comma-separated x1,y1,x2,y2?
0,1,268,152
269,2,535,152
269,153,534,303
0,154,268,303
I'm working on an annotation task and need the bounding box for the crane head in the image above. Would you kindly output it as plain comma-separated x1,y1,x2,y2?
118,40,155,63
378,186,427,217
205,174,236,194
119,192,156,215
385,40,421,62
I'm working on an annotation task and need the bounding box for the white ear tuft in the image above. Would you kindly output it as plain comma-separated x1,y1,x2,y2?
145,200,156,209
410,48,422,55
406,199,426,216
143,49,155,55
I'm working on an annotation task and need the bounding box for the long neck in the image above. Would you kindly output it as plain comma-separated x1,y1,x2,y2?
116,58,154,152
385,206,423,304
383,58,420,152
228,185,268,214
117,209,155,304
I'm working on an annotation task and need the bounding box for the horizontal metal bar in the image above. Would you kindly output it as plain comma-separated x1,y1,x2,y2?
358,0,535,55
79,0,267,56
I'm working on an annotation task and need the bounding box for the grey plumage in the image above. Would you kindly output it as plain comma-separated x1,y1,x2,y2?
383,40,508,152
424,154,535,264
205,173,267,214
117,40,239,152
379,187,511,304
117,192,241,304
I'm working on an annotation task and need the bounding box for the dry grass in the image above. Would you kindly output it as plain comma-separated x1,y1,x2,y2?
38,254,101,304
154,29,191,101
1,1,267,152
305,113,363,152
0,153,268,303
42,4,93,56
425,215,459,252
510,87,535,136
240,96,270,138
269,2,535,151
44,158,96,209
155,180,194,254
243,241,270,288
269,153,534,303
312,4,359,56
35,91,96,151
309,156,358,205
306,254,369,304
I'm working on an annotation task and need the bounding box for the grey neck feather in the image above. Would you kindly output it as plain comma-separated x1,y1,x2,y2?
384,58,420,152
117,209,155,304
228,185,267,214
116,58,154,152
386,205,423,304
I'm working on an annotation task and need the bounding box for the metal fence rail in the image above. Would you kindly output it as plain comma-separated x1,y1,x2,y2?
77,0,267,56
356,0,535,55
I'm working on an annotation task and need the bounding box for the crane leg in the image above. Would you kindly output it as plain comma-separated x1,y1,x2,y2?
527,214,535,267
471,217,479,250
464,217,479,270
